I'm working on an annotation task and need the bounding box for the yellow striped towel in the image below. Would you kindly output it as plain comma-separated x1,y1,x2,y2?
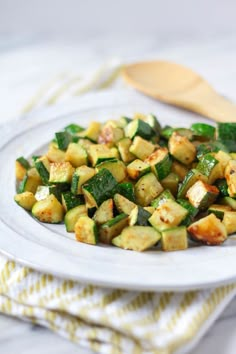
1,62,236,354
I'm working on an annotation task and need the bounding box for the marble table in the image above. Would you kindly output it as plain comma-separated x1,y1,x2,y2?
1,34,236,353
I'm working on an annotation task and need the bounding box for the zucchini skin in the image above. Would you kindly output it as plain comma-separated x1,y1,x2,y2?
16,156,31,170
62,191,85,211
196,141,228,160
177,169,207,199
129,206,151,226
125,119,154,140
99,213,129,244
55,131,72,151
177,199,199,226
115,182,135,202
64,123,84,134
217,123,236,152
191,123,215,140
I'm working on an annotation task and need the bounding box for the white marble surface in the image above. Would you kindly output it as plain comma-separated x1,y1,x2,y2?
1,34,236,353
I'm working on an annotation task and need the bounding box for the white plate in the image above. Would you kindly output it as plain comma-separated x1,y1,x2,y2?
1,90,236,291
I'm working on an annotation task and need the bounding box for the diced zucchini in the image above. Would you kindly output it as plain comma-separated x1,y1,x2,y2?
191,123,215,140
208,204,232,219
115,182,135,202
65,143,87,167
137,113,161,135
18,167,42,194
215,179,229,197
129,136,155,161
125,119,154,140
98,122,124,145
113,193,136,215
168,132,196,165
15,157,30,181
34,156,50,185
65,205,87,232
96,159,126,183
177,169,208,199
196,141,229,160
129,205,151,226
14,192,36,211
171,161,189,182
222,211,236,235
177,199,199,226
64,123,84,134
75,216,98,244
82,169,117,207
88,144,115,166
46,143,66,163
151,189,175,208
119,116,132,128
143,206,155,214
93,199,113,224
16,156,31,170
225,160,236,197
55,131,72,151
117,138,135,163
220,196,236,210
186,180,219,210
71,166,95,195
188,214,227,245
61,191,85,211
32,194,64,223
162,226,188,251
127,159,151,180
78,121,101,142
217,123,236,152
35,185,67,202
49,162,74,184
134,173,164,206
112,226,161,252
197,153,222,184
78,138,94,152
99,213,129,244
145,148,172,180
161,173,179,196
148,200,188,231
213,150,231,172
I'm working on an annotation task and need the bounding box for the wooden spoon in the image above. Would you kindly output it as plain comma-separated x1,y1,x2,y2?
122,61,236,122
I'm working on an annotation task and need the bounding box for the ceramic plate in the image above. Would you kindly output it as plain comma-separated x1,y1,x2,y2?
1,90,236,291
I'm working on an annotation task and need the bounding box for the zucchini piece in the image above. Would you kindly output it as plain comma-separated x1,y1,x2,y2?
112,226,161,252
96,159,126,183
32,194,64,223
18,167,42,194
16,156,31,170
99,213,129,244
129,136,155,161
49,162,74,184
64,205,87,232
196,154,222,184
208,204,232,219
222,211,236,235
177,199,199,226
46,143,66,163
220,196,236,210
161,173,179,196
217,123,236,152
82,169,117,207
88,144,115,166
187,213,227,245
134,173,164,207
117,138,135,163
34,156,50,185
61,191,85,211
64,123,84,134
35,185,67,202
78,121,101,142
127,159,151,180
115,182,135,202
225,160,236,197
75,216,98,244
214,150,231,173
171,161,189,182
186,180,219,210
125,119,154,140
161,126,193,140
143,206,155,214
113,193,136,215
149,200,188,231
55,131,72,151
71,166,95,195
14,192,36,211
15,157,30,181
93,199,113,225
145,148,172,180
162,226,188,251
191,123,215,140
215,179,229,197
119,116,132,128
177,169,208,199
78,138,94,152
140,113,161,135
129,205,151,226
151,189,175,208
196,141,229,160
168,132,196,165
65,143,87,167
98,122,124,145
